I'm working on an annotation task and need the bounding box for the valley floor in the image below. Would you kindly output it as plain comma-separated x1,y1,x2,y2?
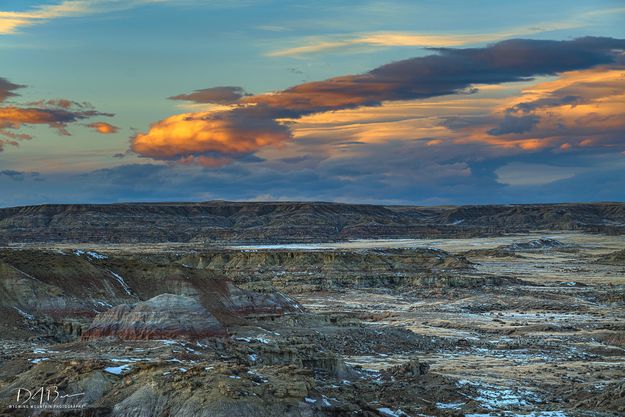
1,232,623,416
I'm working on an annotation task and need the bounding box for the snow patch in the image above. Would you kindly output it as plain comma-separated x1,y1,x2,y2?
104,364,132,375
377,407,409,417
235,336,271,344
436,402,465,409
14,307,34,320
109,271,132,295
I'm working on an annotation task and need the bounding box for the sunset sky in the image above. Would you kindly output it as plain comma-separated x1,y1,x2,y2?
1,0,624,206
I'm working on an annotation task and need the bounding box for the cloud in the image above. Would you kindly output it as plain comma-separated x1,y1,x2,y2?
487,115,540,135
0,77,24,102
0,106,112,139
495,162,584,186
460,65,625,151
0,0,172,35
0,169,25,181
169,86,250,104
132,37,625,165
87,121,119,134
268,26,573,57
131,109,291,165
268,7,625,57
0,76,115,148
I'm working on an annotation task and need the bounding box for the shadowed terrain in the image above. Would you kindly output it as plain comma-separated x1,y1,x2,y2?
1,202,624,244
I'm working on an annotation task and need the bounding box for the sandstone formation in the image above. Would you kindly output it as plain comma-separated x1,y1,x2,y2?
82,294,226,340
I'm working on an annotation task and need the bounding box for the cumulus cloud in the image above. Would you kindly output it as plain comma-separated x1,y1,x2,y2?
169,86,250,104
132,37,625,166
87,121,119,134
131,108,291,166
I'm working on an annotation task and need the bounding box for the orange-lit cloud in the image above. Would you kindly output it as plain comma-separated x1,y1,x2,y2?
132,37,625,166
0,76,115,149
131,110,290,165
286,65,625,160
87,121,119,134
458,66,625,151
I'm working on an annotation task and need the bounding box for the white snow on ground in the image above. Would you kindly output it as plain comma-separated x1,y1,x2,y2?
73,249,108,260
104,364,132,375
109,271,132,295
465,412,567,417
13,307,34,320
235,336,271,344
32,347,59,354
436,402,465,409
457,379,542,411
377,407,409,417
94,301,113,310
30,358,49,364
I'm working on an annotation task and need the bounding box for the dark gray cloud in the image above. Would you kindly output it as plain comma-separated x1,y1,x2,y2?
0,170,40,181
3,145,625,208
511,95,581,114
0,77,24,102
245,37,625,119
169,86,250,104
488,114,540,135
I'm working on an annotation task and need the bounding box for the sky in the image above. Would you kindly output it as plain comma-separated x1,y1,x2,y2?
0,0,624,207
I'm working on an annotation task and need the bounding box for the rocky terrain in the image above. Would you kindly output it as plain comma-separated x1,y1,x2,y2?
0,202,623,416
1,202,624,244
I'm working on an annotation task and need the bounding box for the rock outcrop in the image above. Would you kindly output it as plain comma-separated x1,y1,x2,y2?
502,238,567,251
596,248,625,265
82,294,226,340
176,248,473,292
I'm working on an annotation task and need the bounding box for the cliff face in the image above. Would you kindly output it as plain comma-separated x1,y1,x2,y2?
1,201,624,244
176,248,475,292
